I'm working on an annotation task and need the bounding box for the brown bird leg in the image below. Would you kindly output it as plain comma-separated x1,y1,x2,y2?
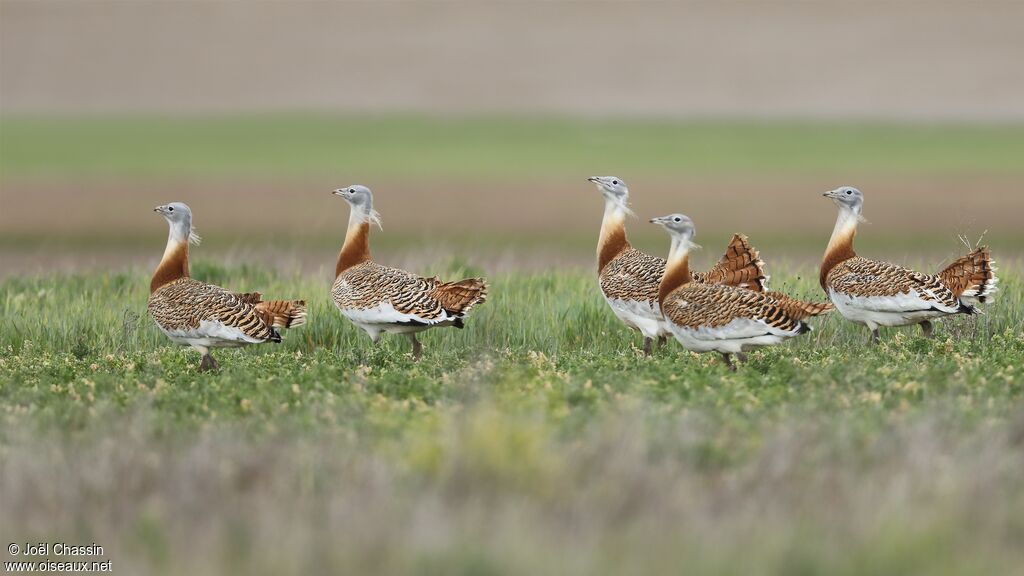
721,353,737,371
408,334,423,361
643,337,653,357
657,335,668,350
199,353,220,372
869,328,881,345
920,320,934,339
736,352,749,364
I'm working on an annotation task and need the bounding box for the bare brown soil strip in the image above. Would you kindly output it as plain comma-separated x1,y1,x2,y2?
2,174,1020,238
2,175,1019,277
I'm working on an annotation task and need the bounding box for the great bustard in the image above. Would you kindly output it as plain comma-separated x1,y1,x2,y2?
589,176,768,356
147,203,306,371
652,213,831,370
330,185,487,360
820,186,997,344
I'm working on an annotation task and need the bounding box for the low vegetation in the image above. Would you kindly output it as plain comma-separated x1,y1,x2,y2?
2,263,1022,574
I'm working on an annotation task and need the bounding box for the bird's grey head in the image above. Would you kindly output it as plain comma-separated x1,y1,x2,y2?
153,202,200,245
153,201,191,223
332,184,381,227
333,185,374,209
823,186,864,211
650,213,696,241
588,176,629,205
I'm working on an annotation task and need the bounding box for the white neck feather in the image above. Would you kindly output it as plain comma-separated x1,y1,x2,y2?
162,219,191,260
667,235,695,265
604,196,633,218
827,205,861,252
348,204,382,230
601,199,627,228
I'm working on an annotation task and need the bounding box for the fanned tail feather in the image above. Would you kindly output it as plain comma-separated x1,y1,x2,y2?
938,246,998,304
431,278,488,317
704,234,769,292
767,292,835,320
256,299,308,329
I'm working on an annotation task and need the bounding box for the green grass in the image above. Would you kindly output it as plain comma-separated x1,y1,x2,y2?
2,263,1024,574
3,115,1024,179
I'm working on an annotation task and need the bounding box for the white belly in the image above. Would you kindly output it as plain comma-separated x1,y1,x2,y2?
349,319,450,342
604,297,670,339
829,289,952,329
667,318,798,354
160,320,262,349
338,302,456,343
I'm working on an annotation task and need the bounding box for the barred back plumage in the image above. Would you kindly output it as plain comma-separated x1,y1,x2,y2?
764,291,835,320
825,257,964,307
332,262,488,323
149,278,299,343
662,283,830,333
599,247,664,304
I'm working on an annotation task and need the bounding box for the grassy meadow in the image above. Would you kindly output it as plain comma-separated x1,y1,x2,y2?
2,263,1024,574
2,117,1024,574
4,116,1024,179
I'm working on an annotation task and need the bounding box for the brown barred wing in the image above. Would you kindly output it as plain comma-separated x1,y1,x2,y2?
148,278,279,342
332,262,476,323
827,257,960,309
234,291,263,305
662,284,810,333
599,248,665,303
764,292,834,319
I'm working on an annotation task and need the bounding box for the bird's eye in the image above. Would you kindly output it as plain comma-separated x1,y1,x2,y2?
168,207,174,212
673,217,681,222
612,180,619,185
846,190,852,195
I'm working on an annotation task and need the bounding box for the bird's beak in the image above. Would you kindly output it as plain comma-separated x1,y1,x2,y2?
153,206,163,213
587,177,599,184
823,189,839,199
649,216,666,225
331,189,344,196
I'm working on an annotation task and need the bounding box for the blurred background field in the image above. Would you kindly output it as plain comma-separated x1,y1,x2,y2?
3,0,1024,277
2,116,1023,277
